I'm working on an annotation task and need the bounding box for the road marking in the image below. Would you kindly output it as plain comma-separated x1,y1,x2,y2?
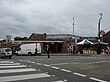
70,62,80,64
43,64,51,67
0,73,51,82
63,79,67,81
87,61,110,64
0,68,36,73
73,72,87,77
30,62,36,64
0,63,21,66
37,63,43,65
50,60,110,66
36,59,44,60
51,66,60,69
53,80,65,82
26,60,32,63
51,75,55,77
19,60,26,62
60,69,71,73
19,60,24,61
89,77,107,82
0,61,14,63
50,63,69,65
19,60,36,64
0,65,27,68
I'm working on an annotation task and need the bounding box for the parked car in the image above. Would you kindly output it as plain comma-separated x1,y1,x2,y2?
0,48,12,59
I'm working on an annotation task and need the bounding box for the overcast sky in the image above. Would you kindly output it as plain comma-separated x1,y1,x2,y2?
0,0,110,39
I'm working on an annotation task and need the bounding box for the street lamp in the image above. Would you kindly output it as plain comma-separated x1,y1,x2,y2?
97,13,103,54
72,17,76,43
73,17,75,36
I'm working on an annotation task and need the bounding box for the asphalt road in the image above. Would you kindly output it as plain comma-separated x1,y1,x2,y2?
0,54,110,82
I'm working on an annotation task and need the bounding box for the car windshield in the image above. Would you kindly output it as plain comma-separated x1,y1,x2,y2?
5,49,11,52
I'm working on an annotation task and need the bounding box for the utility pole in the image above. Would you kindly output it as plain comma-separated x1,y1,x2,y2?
97,13,103,54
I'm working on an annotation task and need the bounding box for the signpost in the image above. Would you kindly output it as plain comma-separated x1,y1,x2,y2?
6,35,12,47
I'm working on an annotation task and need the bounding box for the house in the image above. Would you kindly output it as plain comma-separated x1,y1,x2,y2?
13,33,81,53
28,33,46,40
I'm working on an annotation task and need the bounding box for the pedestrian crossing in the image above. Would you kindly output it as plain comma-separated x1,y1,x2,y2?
0,60,66,82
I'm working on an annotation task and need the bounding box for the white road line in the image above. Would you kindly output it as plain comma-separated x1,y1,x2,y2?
50,63,69,66
73,72,87,77
51,75,55,77
0,61,14,63
70,62,80,64
37,63,43,65
60,69,71,73
53,80,65,82
0,65,27,68
30,62,36,64
51,66,60,69
0,68,36,73
19,60,36,64
36,59,44,60
26,61,31,63
43,64,50,67
63,79,67,81
0,73,51,82
19,60,26,62
0,63,20,66
19,60,24,61
89,77,107,82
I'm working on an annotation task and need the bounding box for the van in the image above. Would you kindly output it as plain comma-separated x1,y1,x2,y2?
0,48,12,59
37,43,42,55
16,43,41,56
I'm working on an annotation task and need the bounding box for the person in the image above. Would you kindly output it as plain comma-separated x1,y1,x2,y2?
46,44,50,58
35,47,38,55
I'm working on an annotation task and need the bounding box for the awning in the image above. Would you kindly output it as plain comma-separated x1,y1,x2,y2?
95,42,109,45
77,39,94,45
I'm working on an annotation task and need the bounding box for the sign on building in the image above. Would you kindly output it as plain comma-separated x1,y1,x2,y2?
6,35,12,44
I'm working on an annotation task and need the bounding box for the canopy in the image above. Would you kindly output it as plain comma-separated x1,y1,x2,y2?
95,42,109,45
77,39,94,45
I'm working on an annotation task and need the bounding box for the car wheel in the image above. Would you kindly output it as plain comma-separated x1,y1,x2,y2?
9,56,12,59
28,52,32,56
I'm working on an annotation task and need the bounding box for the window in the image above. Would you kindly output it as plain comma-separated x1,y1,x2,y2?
5,49,11,52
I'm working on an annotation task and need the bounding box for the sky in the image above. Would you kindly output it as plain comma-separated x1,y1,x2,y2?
0,0,110,39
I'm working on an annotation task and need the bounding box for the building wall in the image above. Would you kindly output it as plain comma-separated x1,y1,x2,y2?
47,34,76,40
103,31,110,46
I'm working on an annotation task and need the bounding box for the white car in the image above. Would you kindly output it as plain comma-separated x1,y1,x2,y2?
0,48,12,59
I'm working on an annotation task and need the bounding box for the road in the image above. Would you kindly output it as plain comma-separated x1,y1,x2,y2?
0,54,110,82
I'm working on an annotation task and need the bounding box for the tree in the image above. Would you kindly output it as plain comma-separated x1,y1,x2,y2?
14,37,28,40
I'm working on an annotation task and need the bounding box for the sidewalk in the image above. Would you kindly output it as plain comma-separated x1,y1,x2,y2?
40,53,110,56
